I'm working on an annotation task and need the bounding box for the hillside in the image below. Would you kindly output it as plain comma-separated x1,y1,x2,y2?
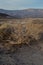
0,13,12,18
0,13,10,18
0,9,43,18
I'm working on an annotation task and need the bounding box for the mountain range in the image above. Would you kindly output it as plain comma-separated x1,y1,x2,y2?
0,9,43,18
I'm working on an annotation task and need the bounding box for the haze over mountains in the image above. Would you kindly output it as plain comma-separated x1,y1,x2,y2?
0,9,43,18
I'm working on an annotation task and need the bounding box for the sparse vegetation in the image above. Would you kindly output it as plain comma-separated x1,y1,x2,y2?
0,18,43,65
0,18,43,52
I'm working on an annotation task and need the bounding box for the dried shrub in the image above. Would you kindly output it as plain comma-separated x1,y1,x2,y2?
0,23,14,42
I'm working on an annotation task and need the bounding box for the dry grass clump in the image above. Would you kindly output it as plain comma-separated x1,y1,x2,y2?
0,19,43,52
0,23,38,52
0,23,19,52
0,23,14,41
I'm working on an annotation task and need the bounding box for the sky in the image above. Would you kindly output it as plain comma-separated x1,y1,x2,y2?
0,0,43,10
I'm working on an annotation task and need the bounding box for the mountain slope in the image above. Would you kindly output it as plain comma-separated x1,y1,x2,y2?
0,9,43,18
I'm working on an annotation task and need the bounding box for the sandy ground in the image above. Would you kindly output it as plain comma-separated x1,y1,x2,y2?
0,42,43,65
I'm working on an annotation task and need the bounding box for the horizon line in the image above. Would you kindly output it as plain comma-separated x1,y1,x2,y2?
0,8,43,10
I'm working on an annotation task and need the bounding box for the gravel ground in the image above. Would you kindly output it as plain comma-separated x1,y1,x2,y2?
0,42,43,65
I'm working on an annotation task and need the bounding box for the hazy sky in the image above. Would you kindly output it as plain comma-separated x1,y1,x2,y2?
0,0,43,10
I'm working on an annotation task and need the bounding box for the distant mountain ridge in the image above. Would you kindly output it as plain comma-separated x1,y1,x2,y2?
0,9,43,18
0,13,11,18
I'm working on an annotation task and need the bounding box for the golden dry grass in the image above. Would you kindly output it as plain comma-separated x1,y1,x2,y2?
0,18,43,51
